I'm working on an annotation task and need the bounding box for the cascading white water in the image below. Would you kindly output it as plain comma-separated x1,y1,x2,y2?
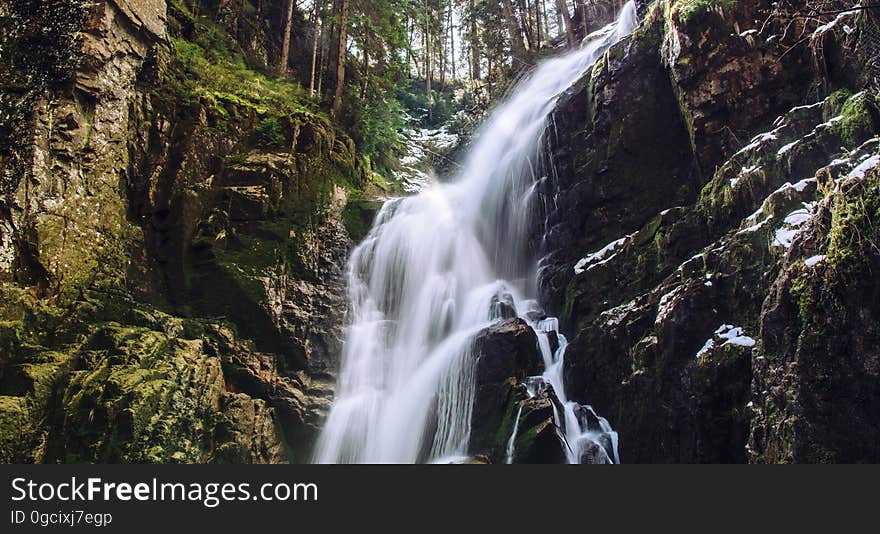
314,2,638,464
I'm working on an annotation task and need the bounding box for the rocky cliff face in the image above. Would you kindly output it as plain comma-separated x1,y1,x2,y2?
0,0,370,463
538,0,880,462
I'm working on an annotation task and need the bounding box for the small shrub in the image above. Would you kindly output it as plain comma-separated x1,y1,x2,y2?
254,117,285,148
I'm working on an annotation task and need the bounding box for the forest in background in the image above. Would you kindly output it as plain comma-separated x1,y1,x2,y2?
166,0,630,176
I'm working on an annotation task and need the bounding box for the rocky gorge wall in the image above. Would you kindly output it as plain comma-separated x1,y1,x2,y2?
0,0,375,463
532,0,880,462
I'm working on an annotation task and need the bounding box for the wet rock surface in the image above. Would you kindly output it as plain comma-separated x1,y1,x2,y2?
468,319,542,460
537,0,880,462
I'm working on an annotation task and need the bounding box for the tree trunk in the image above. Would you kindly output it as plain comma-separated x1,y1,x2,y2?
309,0,323,96
542,0,550,46
452,16,457,80
318,20,327,95
517,0,533,50
407,16,414,75
440,5,450,89
555,0,575,48
574,0,587,37
469,0,480,81
425,0,432,122
487,54,492,86
361,33,370,99
501,0,526,65
279,0,296,75
534,0,542,49
331,0,350,118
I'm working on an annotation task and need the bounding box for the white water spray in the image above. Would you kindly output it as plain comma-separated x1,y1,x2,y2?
314,2,638,464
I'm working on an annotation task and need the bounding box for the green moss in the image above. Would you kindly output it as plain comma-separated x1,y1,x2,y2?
673,0,736,23
491,387,520,461
789,170,879,330
668,77,698,164
342,206,368,243
50,326,220,462
226,153,250,166
0,281,290,463
632,1,666,52
170,37,316,122
30,163,137,299
834,92,877,149
0,395,36,462
791,268,826,341
342,196,383,243
0,320,22,358
825,89,852,119
634,216,663,246
827,171,880,276
512,420,547,462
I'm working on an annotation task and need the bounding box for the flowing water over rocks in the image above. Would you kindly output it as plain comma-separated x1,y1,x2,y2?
314,2,638,464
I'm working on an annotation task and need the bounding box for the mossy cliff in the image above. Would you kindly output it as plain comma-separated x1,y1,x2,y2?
0,0,384,462
538,0,880,462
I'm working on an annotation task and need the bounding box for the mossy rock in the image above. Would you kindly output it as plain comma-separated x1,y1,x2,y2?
342,196,383,243
52,330,223,462
0,395,40,463
833,92,878,149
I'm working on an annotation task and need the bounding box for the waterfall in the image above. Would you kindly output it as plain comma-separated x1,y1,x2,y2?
314,2,638,464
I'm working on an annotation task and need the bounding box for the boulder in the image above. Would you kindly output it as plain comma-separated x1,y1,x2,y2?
468,319,542,459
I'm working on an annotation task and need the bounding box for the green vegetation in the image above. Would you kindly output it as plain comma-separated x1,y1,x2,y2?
170,37,314,120
342,93,408,169
789,168,879,326
342,199,374,243
826,170,880,276
673,0,737,23
0,285,284,463
835,92,877,149
254,117,286,148
398,79,465,128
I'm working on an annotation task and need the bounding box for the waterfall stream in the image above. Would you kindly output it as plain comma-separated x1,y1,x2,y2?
314,2,638,464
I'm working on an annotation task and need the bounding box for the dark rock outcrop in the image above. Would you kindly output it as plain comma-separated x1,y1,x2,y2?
468,318,547,461
474,318,542,385
537,0,880,462
508,386,566,464
750,173,880,463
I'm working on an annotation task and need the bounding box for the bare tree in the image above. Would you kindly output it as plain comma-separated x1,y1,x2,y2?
501,0,527,63
332,0,350,117
469,0,481,81
279,0,296,75
309,0,324,96
517,0,534,50
425,0,433,121
534,0,543,49
555,0,575,48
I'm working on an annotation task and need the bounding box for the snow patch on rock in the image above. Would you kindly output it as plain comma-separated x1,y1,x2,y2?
574,235,631,274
